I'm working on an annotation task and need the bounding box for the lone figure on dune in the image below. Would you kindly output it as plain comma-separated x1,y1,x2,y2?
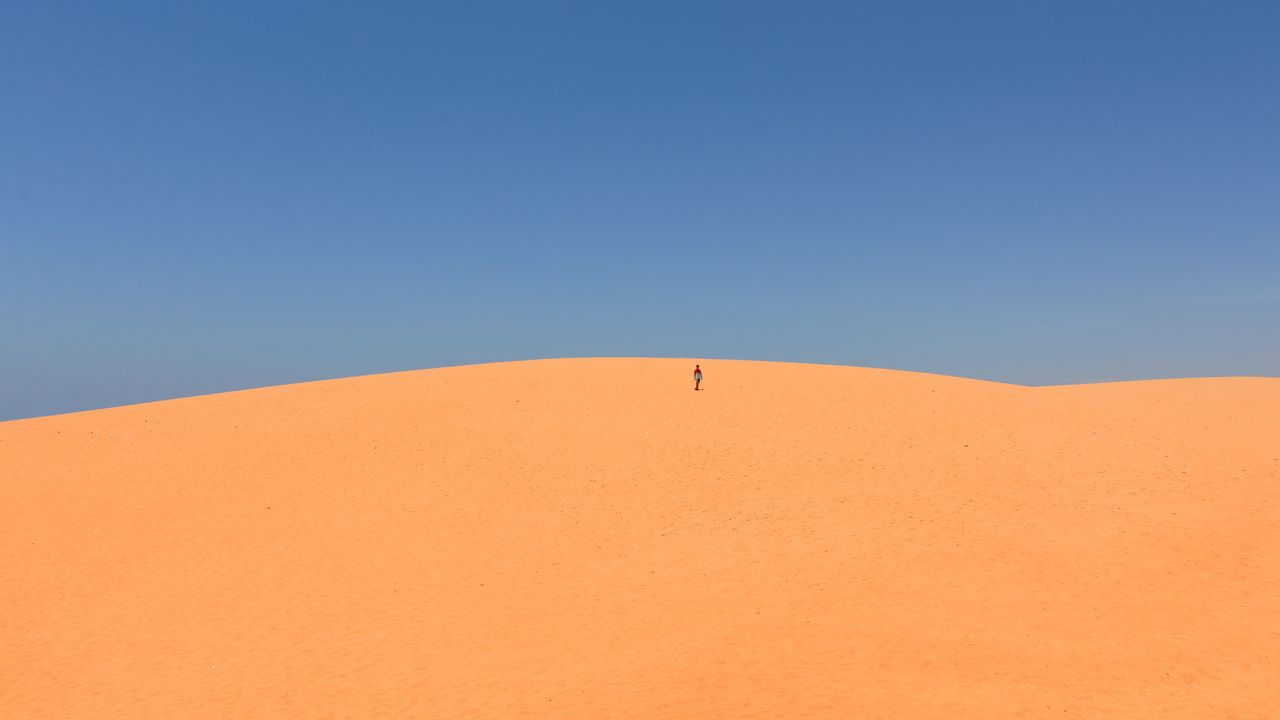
694,364,702,391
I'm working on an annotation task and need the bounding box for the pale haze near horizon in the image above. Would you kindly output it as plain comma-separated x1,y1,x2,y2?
3,1,1278,421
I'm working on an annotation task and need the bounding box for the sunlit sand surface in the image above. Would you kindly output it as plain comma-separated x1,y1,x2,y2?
3,358,1277,717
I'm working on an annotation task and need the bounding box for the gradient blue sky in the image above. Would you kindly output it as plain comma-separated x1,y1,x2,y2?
3,1,1278,420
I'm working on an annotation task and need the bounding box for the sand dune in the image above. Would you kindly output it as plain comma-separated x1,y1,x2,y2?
2,358,1277,718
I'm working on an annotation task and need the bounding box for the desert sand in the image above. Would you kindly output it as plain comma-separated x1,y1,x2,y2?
2,358,1277,718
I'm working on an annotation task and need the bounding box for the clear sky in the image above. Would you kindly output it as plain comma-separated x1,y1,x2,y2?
3,1,1278,420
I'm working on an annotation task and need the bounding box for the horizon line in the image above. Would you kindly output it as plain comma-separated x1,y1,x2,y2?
4,356,1278,425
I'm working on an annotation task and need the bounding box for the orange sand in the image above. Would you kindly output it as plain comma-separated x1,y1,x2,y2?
2,358,1277,718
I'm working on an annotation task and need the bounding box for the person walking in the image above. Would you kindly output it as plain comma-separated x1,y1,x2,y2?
694,364,703,391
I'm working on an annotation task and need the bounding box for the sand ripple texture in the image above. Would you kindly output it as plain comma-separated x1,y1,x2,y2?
2,358,1277,718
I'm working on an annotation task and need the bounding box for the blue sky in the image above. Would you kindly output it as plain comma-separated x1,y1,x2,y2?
3,1,1278,420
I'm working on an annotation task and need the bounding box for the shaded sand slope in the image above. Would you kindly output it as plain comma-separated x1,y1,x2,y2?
2,359,1278,718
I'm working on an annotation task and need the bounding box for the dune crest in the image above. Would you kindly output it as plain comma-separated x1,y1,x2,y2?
3,358,1278,718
